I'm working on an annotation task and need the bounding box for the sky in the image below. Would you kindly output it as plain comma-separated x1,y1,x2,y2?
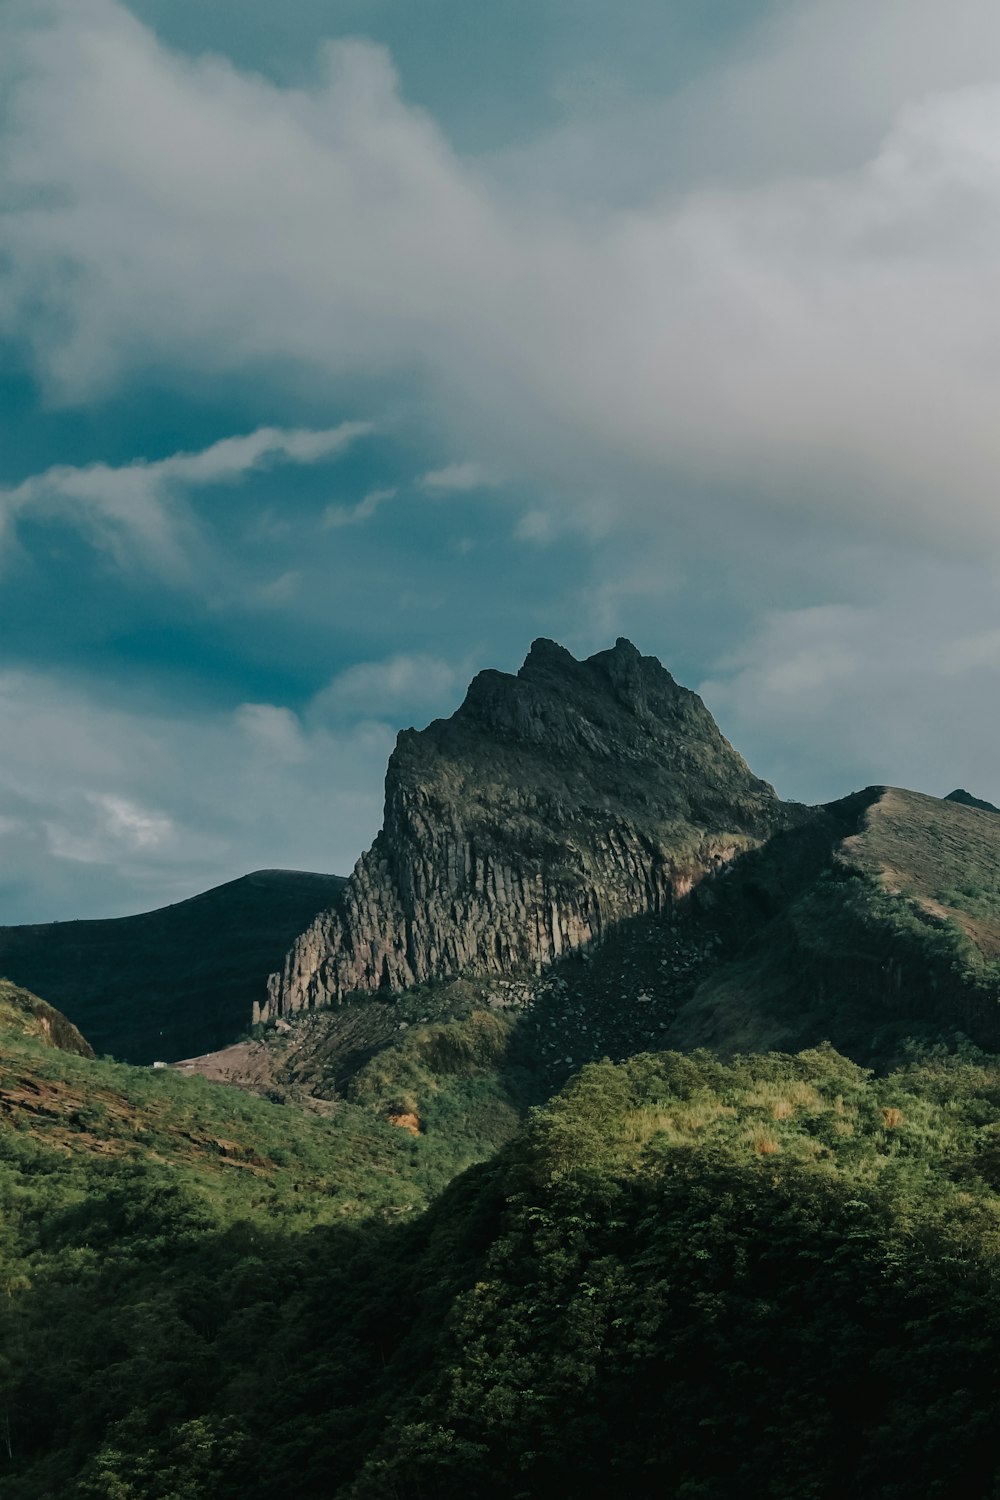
4,0,1000,920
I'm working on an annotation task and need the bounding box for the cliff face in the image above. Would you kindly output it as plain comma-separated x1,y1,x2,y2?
262,638,791,1021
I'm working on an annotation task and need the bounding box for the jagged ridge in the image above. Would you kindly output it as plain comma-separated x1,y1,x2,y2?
263,638,792,1020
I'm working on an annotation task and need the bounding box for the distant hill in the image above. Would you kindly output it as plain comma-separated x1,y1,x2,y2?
0,869,345,1064
946,787,1000,814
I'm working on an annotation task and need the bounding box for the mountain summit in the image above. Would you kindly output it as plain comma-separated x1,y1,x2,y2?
262,638,791,1020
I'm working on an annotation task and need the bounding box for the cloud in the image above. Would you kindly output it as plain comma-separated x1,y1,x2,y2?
699,558,1000,807
7,1,1000,558
254,570,302,607
234,702,307,762
0,667,396,921
7,0,1000,922
46,792,174,864
0,422,371,570
0,647,482,923
323,486,396,528
312,652,464,723
492,0,1000,202
514,510,556,543
419,463,496,493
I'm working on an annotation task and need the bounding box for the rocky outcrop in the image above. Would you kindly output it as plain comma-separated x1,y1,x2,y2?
261,638,793,1021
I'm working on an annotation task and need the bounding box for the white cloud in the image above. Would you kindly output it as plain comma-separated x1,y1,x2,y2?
494,0,1000,202
0,421,372,570
419,463,496,493
312,652,464,723
45,792,174,864
933,629,1000,675
234,703,307,763
700,560,1000,807
8,2,1000,556
88,793,173,850
323,486,396,528
515,510,556,543
255,569,302,607
0,668,394,921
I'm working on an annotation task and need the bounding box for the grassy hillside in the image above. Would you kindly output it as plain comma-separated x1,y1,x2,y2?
0,1012,429,1224
0,990,440,1497
672,786,1000,1063
8,1041,1000,1497
0,869,346,1063
0,977,94,1057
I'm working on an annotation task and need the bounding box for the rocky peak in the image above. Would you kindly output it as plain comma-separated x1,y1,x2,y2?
261,640,792,1022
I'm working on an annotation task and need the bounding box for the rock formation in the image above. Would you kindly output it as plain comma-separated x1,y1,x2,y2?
262,639,792,1022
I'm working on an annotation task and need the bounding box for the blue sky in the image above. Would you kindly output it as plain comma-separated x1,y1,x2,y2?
5,0,1000,920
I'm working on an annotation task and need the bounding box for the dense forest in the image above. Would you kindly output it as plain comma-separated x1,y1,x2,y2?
6,1013,1000,1498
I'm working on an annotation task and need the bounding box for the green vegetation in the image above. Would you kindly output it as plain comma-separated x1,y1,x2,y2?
0,978,93,1057
672,787,1000,1064
937,873,1000,923
345,1008,532,1191
7,782,1000,1495
9,1026,1000,1497
0,1026,430,1226
345,1044,1000,1498
0,1003,440,1497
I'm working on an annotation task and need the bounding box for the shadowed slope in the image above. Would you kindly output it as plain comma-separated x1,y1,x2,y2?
673,786,1000,1063
0,870,346,1063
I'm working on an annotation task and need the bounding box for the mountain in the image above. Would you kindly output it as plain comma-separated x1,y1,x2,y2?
0,869,345,1064
263,637,792,1022
177,782,1000,1131
946,787,1000,814
7,637,1000,1496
